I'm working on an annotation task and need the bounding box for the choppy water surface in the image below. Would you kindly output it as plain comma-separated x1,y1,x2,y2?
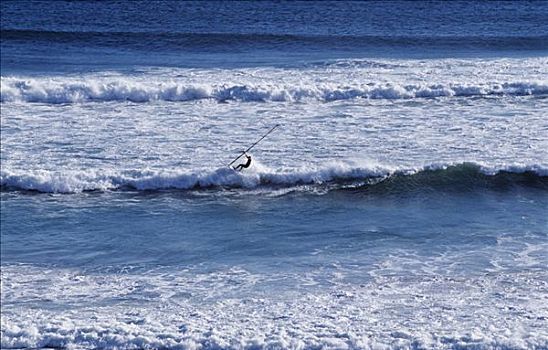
1,1,548,349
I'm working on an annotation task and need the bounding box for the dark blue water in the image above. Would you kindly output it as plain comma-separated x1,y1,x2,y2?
2,0,548,73
3,1,547,36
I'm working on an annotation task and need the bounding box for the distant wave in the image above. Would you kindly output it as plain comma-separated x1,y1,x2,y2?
3,29,548,51
1,162,546,194
2,77,546,103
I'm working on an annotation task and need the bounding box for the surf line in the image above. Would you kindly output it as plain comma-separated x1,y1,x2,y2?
228,124,280,171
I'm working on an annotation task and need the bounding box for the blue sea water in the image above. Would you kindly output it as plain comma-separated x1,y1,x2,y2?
1,1,548,349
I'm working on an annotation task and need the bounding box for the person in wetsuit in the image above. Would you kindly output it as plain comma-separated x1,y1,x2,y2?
234,154,252,171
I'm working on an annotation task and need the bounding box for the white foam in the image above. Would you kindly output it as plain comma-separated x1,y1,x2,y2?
2,264,547,349
2,76,546,103
2,58,546,180
2,57,547,104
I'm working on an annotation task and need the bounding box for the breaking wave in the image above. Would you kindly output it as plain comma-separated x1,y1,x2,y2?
1,77,547,104
1,162,546,194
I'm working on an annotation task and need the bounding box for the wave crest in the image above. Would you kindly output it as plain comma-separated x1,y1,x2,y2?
2,77,546,104
1,162,546,194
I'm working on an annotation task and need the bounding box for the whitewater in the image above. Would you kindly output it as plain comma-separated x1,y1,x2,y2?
2,58,547,104
2,1,548,349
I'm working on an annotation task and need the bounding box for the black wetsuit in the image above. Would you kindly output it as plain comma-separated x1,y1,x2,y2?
234,156,252,171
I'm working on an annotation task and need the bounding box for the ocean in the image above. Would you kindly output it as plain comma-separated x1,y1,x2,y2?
1,1,547,349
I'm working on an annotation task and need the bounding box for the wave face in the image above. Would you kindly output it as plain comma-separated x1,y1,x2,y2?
2,77,547,104
1,163,546,194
